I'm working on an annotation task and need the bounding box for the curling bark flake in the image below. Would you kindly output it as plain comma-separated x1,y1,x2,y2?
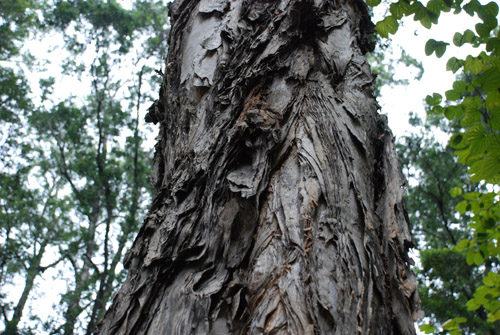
97,0,421,334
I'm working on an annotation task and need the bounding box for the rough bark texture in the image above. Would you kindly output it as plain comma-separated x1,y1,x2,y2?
98,0,420,334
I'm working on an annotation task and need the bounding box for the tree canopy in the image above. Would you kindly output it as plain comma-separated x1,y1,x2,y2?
0,1,168,334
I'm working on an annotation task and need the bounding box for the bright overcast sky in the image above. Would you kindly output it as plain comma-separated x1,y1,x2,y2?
379,7,482,140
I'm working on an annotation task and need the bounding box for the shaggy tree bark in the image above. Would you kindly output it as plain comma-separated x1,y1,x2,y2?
98,0,420,334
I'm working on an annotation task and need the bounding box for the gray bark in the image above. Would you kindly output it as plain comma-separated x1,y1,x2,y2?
98,0,420,334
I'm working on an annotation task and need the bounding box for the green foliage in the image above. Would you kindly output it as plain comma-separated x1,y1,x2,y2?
426,93,443,106
45,0,169,55
442,317,468,335
370,0,499,42
433,55,500,328
420,323,437,334
376,16,399,38
396,114,496,334
0,0,169,333
0,0,41,59
425,39,448,58
369,0,500,332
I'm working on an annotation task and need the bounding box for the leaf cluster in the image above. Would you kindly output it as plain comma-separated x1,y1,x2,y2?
369,0,500,332
0,0,42,59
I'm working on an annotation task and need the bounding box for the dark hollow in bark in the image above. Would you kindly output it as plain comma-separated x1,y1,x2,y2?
98,0,420,334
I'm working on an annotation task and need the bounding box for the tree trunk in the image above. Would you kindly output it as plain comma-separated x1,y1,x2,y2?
4,243,47,335
97,0,420,334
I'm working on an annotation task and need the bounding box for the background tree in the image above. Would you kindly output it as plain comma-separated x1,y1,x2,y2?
98,0,420,334
397,113,496,334
0,1,68,334
0,1,169,334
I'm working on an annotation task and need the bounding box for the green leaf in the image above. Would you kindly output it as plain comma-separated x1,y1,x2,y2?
469,155,500,182
463,29,477,43
435,44,447,57
476,21,495,37
419,324,436,334
466,250,475,265
462,96,482,116
450,187,463,197
487,241,499,256
478,1,499,20
486,91,500,110
443,317,467,330
486,38,500,55
427,0,442,14
453,30,477,46
466,299,480,310
464,55,483,74
426,93,442,106
483,278,498,291
450,132,464,146
411,2,426,18
366,0,381,7
470,136,491,155
425,39,435,56
485,158,500,183
442,319,454,330
425,39,448,57
474,251,484,265
453,80,467,94
489,107,500,129
412,3,434,28
390,1,411,19
453,32,463,46
375,16,399,38
446,89,461,101
456,200,469,214
484,275,494,286
455,239,469,251
446,57,463,73
455,148,471,164
430,105,444,114
488,310,500,322
420,14,433,28
477,68,500,92
467,125,489,155
464,0,481,15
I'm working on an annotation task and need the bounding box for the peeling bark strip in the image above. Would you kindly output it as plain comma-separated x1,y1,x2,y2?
98,0,420,334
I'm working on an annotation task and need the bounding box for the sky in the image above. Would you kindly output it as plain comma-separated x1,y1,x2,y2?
378,7,481,140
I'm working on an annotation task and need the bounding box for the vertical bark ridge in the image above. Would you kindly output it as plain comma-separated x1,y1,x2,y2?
97,0,420,334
